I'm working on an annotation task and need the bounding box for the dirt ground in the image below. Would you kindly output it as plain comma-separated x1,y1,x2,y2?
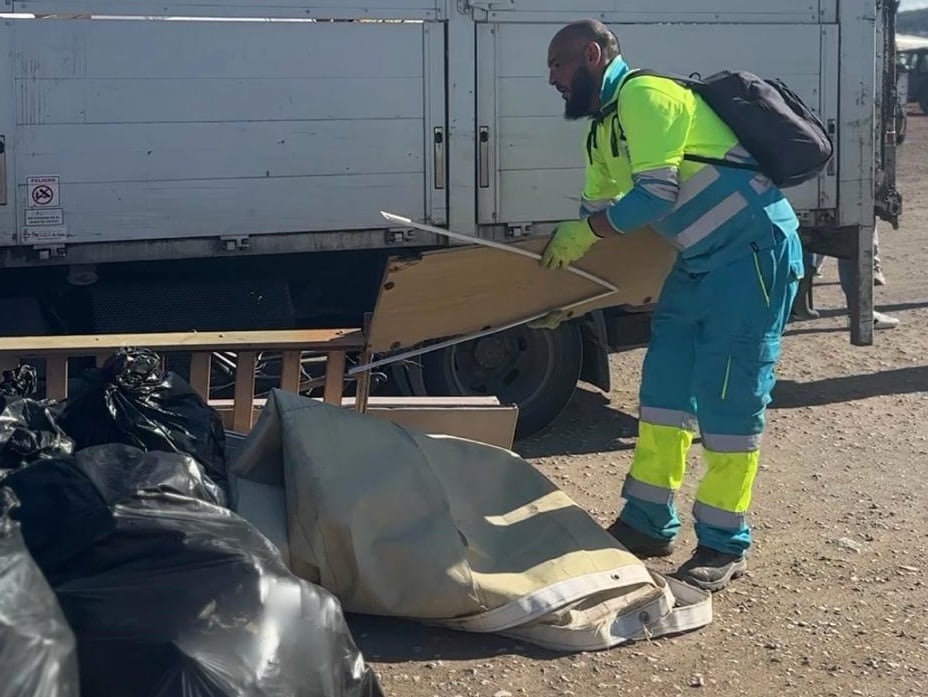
351,112,928,697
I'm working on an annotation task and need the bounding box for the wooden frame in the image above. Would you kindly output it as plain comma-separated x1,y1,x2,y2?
0,328,367,433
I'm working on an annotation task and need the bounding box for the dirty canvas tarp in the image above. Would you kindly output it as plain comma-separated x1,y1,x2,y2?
230,389,712,652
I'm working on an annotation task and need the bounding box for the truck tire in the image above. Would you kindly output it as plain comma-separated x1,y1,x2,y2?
417,322,583,439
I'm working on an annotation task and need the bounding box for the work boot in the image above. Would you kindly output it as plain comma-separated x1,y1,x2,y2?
789,272,819,321
606,519,674,558
674,546,747,592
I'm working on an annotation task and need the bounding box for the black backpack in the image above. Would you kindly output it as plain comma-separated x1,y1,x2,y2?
587,68,834,189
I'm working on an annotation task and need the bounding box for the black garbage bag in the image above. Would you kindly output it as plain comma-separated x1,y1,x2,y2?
47,446,384,697
1,444,225,575
0,364,74,470
0,487,80,697
0,455,116,575
58,347,228,489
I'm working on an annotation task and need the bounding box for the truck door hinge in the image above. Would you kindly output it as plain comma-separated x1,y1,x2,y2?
385,228,416,245
220,235,250,252
33,244,67,260
505,223,533,239
459,0,513,15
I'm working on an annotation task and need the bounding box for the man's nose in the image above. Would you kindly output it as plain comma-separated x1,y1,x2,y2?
548,69,557,86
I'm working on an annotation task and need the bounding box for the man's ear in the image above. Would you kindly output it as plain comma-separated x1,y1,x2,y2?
584,41,602,66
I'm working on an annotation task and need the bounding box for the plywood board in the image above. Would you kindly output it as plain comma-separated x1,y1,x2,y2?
366,226,675,354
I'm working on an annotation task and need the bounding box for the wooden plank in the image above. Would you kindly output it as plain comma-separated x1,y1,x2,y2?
279,351,303,394
0,328,364,355
188,352,212,399
354,313,373,413
45,357,69,401
232,351,258,433
323,351,346,406
366,227,676,354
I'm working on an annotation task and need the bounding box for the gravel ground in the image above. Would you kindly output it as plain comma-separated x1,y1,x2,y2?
350,111,928,697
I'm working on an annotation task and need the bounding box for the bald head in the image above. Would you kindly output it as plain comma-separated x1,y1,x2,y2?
547,19,620,120
550,19,620,61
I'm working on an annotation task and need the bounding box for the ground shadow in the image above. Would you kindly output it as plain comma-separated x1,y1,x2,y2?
771,365,928,408
515,388,641,458
347,613,566,663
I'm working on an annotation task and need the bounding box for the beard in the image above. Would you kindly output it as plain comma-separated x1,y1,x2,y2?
564,66,597,120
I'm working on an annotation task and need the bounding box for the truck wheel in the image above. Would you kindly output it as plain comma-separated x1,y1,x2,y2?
418,321,583,439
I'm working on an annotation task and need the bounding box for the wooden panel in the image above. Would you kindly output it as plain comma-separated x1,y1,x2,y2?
323,350,346,405
232,351,257,432
45,357,69,400
366,226,675,353
209,395,519,449
279,351,302,394
0,328,365,355
188,352,212,397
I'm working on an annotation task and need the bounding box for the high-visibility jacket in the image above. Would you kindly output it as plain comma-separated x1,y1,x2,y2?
580,56,801,274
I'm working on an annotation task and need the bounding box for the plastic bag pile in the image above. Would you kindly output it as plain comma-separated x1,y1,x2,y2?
0,350,383,697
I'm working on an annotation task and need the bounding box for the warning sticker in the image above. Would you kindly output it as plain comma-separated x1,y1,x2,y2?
27,175,60,208
25,207,64,226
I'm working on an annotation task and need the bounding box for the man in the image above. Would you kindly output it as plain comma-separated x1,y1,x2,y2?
792,244,898,329
539,19,804,591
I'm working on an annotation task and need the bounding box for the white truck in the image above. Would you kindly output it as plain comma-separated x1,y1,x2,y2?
0,1,903,437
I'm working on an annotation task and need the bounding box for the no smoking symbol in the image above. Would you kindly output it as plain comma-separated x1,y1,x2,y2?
32,185,55,205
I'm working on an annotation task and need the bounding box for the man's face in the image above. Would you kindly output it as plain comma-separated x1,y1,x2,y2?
547,41,599,120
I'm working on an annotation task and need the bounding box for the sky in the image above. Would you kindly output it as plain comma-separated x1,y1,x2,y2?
901,0,928,10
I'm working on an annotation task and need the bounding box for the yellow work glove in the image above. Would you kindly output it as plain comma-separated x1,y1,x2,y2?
540,219,600,270
527,310,566,330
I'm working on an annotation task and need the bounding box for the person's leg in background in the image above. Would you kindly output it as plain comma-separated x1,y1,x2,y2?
675,227,801,592
873,226,886,286
837,254,898,329
608,263,698,558
791,249,819,320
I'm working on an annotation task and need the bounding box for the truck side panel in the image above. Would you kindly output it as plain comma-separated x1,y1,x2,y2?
476,21,835,227
7,17,446,247
468,1,829,24
12,0,445,19
0,22,12,240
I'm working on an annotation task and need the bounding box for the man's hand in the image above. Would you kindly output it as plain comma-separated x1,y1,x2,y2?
527,310,566,330
540,219,600,270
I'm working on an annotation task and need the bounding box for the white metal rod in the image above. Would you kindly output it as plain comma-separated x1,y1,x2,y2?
380,211,618,292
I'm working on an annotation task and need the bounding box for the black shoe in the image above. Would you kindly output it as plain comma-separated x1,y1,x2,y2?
674,546,747,592
605,519,674,558
789,274,819,321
